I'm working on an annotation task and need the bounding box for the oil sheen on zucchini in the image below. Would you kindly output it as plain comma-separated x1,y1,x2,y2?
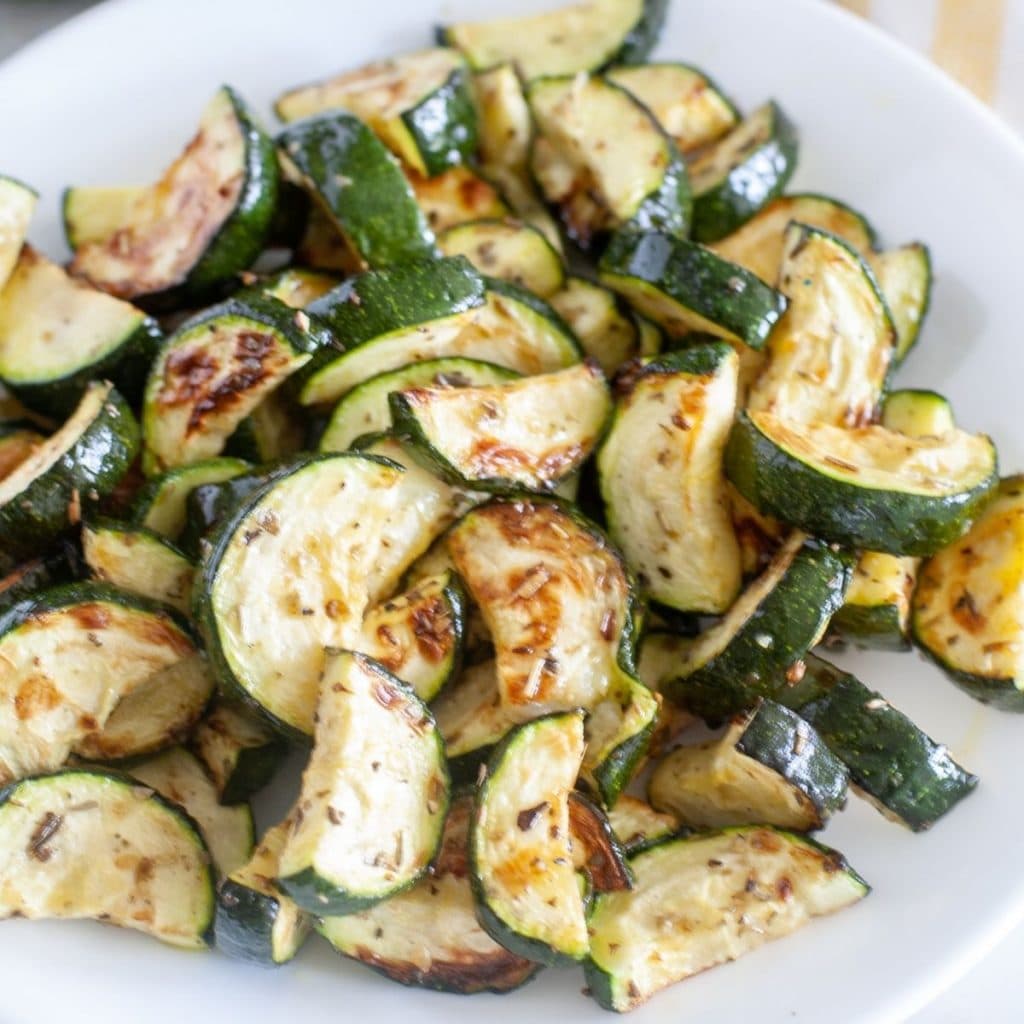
470,712,589,965
276,652,449,915
0,768,215,948
648,700,848,831
585,827,868,1011
598,344,742,614
725,410,999,556
68,87,278,305
912,476,1024,710
391,361,610,493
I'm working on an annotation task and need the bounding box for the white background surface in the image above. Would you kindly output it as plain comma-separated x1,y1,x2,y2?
0,1,1021,1020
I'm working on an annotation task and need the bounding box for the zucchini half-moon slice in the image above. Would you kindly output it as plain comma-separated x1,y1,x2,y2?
0,768,215,948
0,175,36,291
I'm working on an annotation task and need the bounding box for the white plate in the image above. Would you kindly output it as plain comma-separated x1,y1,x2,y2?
2,1,1023,1021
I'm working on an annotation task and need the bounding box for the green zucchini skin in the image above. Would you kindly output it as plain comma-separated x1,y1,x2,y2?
779,655,978,830
215,875,286,966
725,411,999,557
663,539,853,724
0,545,79,615
404,67,479,176
0,383,140,567
690,101,799,243
614,0,669,64
881,388,955,437
829,602,909,652
599,229,788,349
278,112,436,270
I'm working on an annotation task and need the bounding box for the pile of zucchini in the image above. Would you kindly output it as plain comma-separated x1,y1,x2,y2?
0,0,1019,1013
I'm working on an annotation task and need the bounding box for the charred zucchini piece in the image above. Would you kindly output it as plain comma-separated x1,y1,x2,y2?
391,362,610,493
277,652,449,914
748,222,895,427
725,410,999,556
0,768,215,948
279,112,436,271
780,655,978,829
215,815,310,965
567,791,632,892
599,229,788,349
317,793,539,993
912,476,1024,710
0,175,36,290
449,499,657,805
869,243,932,364
648,700,848,831
277,49,477,177
470,712,589,965
663,534,853,724
355,570,466,702
129,746,254,877
441,0,666,79
605,63,738,154
0,246,161,418
0,382,139,568
688,102,799,243
438,218,565,298
141,294,327,474
528,74,690,246
598,344,742,613
0,549,77,615
319,356,518,453
82,519,194,615
191,699,287,805
407,165,510,233
196,453,461,736
585,827,868,1011
68,87,279,306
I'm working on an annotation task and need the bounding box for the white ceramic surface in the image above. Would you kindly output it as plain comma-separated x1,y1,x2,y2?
1,1,1023,1021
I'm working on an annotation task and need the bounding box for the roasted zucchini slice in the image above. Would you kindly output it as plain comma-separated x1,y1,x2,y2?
599,229,788,349
294,256,485,407
0,247,161,418
482,164,564,255
61,185,145,250
710,192,876,284
605,63,738,154
438,219,565,298
441,0,665,79
82,519,194,615
471,712,589,965
585,827,868,1011
391,361,610,493
0,768,215,948
663,534,853,723
318,792,539,993
407,164,510,233
0,549,76,616
224,390,305,466
549,276,642,374
829,551,917,651
249,266,340,309
606,795,679,854
191,699,287,805
912,476,1024,710
276,48,477,176
68,87,278,305
141,294,326,474
528,74,690,246
648,700,848,831
0,175,36,291
132,456,250,541
881,387,955,438
279,112,436,271
129,746,254,877
567,791,632,893
215,815,310,965
277,651,449,914
688,102,799,243
781,654,977,829
196,452,460,736
448,498,658,804
869,243,932,364
747,222,894,427
725,410,999,556
472,63,532,173
319,356,518,453
0,382,139,568
356,570,466,702
598,344,742,613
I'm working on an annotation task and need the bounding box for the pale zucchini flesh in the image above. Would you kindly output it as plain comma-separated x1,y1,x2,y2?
0,176,37,292
585,827,868,1011
277,652,449,914
0,769,214,949
62,186,146,250
472,64,532,173
407,165,509,233
391,362,611,493
606,795,679,853
549,276,639,374
869,243,932,363
831,551,917,651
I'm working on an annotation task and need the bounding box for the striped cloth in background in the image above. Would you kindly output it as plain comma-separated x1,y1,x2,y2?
833,0,1022,132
